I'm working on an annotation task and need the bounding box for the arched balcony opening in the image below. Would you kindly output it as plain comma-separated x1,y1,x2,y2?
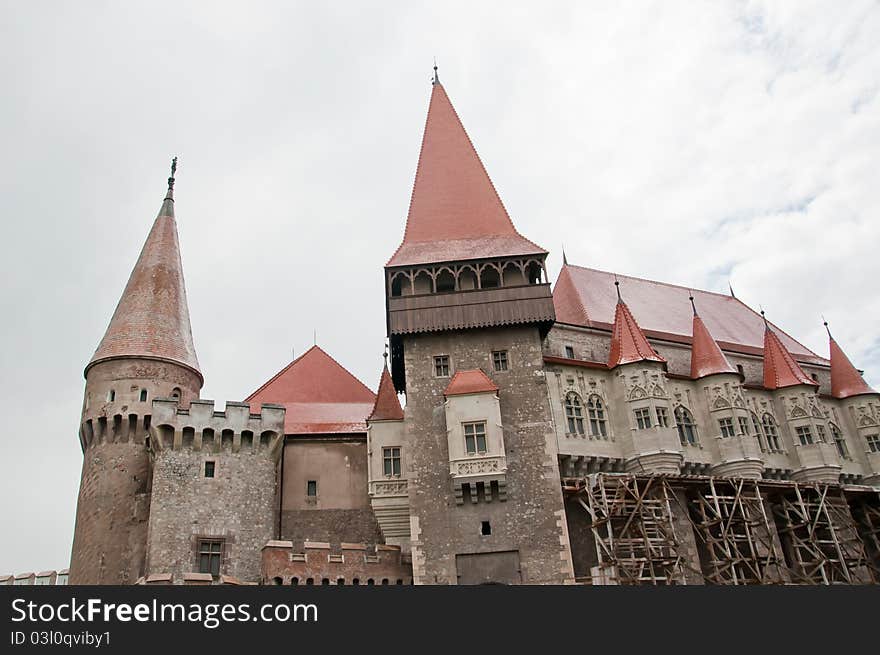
390,272,408,297
502,262,525,287
413,270,433,295
458,267,478,291
479,264,501,289
526,260,544,284
436,268,456,293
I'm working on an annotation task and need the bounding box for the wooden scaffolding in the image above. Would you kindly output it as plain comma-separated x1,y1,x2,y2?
572,474,686,585
686,477,786,585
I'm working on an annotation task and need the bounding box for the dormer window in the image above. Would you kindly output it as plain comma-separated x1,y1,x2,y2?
464,422,487,455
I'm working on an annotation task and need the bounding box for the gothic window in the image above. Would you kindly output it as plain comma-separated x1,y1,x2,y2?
464,422,488,455
383,447,401,476
762,414,781,451
795,426,813,446
198,540,223,577
831,424,849,460
738,416,750,435
866,434,880,454
564,393,585,435
434,355,450,377
655,407,670,428
492,350,508,372
587,395,608,437
675,406,697,445
751,412,766,451
718,417,736,438
634,408,652,430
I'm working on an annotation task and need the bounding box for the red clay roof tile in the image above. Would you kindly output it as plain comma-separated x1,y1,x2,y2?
246,346,376,434
86,188,201,380
691,314,737,379
763,326,818,390
368,365,404,421
387,81,545,268
443,369,499,397
608,300,666,368
829,334,876,399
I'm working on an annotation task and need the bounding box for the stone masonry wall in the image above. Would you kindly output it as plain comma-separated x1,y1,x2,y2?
403,326,574,584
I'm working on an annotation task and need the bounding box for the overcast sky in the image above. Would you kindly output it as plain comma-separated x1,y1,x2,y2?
1,1,878,574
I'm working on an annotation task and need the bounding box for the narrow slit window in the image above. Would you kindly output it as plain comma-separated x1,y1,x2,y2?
204,461,215,478
307,480,317,497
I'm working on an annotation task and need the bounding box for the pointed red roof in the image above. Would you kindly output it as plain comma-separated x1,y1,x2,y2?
368,365,404,421
86,185,201,381
691,314,736,379
246,346,376,434
444,369,499,397
763,326,818,389
608,300,665,368
829,335,876,399
552,264,825,365
386,81,545,267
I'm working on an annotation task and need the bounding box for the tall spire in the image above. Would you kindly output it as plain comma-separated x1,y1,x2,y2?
386,77,545,267
608,283,665,368
762,315,815,390
825,321,876,398
86,161,201,381
690,295,736,379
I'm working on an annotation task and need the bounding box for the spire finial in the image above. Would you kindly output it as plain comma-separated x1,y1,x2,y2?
822,316,832,339
689,292,697,317
562,245,568,266
728,280,736,298
383,342,389,365
167,156,177,191
614,277,622,302
760,306,768,328
432,58,439,85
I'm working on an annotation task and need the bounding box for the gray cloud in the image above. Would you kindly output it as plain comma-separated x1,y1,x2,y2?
1,0,877,573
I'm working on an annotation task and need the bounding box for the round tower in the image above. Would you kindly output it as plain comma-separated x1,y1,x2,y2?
69,161,203,584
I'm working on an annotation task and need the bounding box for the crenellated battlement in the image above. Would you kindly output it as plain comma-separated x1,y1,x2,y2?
149,398,285,458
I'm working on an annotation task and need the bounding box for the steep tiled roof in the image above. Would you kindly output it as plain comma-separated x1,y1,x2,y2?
368,365,404,421
553,264,825,365
246,346,376,434
86,186,201,380
691,313,736,379
608,299,666,368
763,325,818,390
828,332,876,399
386,81,545,267
443,369,499,397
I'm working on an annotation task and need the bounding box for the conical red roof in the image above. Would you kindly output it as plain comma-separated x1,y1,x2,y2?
444,369,499,396
386,81,545,267
86,187,201,380
763,326,818,389
608,300,665,368
368,365,404,421
829,335,876,398
691,314,736,379
246,345,376,434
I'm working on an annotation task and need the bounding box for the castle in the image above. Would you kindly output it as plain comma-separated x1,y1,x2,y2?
69,72,880,586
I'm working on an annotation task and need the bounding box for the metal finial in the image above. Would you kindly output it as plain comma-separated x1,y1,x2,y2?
432,58,439,85
383,343,389,364
822,316,832,338
562,246,568,266
728,280,736,298
614,278,621,301
167,156,177,191
759,306,768,328
689,292,697,317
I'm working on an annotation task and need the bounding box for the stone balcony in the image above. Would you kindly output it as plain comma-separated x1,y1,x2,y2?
712,434,766,479
791,442,842,483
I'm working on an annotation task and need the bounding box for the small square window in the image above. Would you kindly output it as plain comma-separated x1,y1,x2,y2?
492,350,508,372
719,418,736,438
795,426,814,446
434,355,450,377
866,434,880,454
564,345,575,359
307,480,317,497
204,461,215,478
634,408,652,430
198,540,223,577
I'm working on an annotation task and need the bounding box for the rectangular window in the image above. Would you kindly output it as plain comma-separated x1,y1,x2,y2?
795,426,814,446
564,345,575,359
307,480,318,497
719,418,736,438
738,416,750,436
434,355,450,377
492,350,508,372
198,540,223,577
634,408,652,430
383,447,401,476
815,424,827,443
866,434,880,454
464,422,488,455
204,461,215,478
655,407,669,428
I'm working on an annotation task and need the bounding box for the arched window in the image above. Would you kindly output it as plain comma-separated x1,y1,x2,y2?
750,412,766,451
674,406,697,446
564,393,585,435
171,387,181,400
762,414,781,452
107,389,116,402
587,395,608,438
139,389,148,403
830,423,849,460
